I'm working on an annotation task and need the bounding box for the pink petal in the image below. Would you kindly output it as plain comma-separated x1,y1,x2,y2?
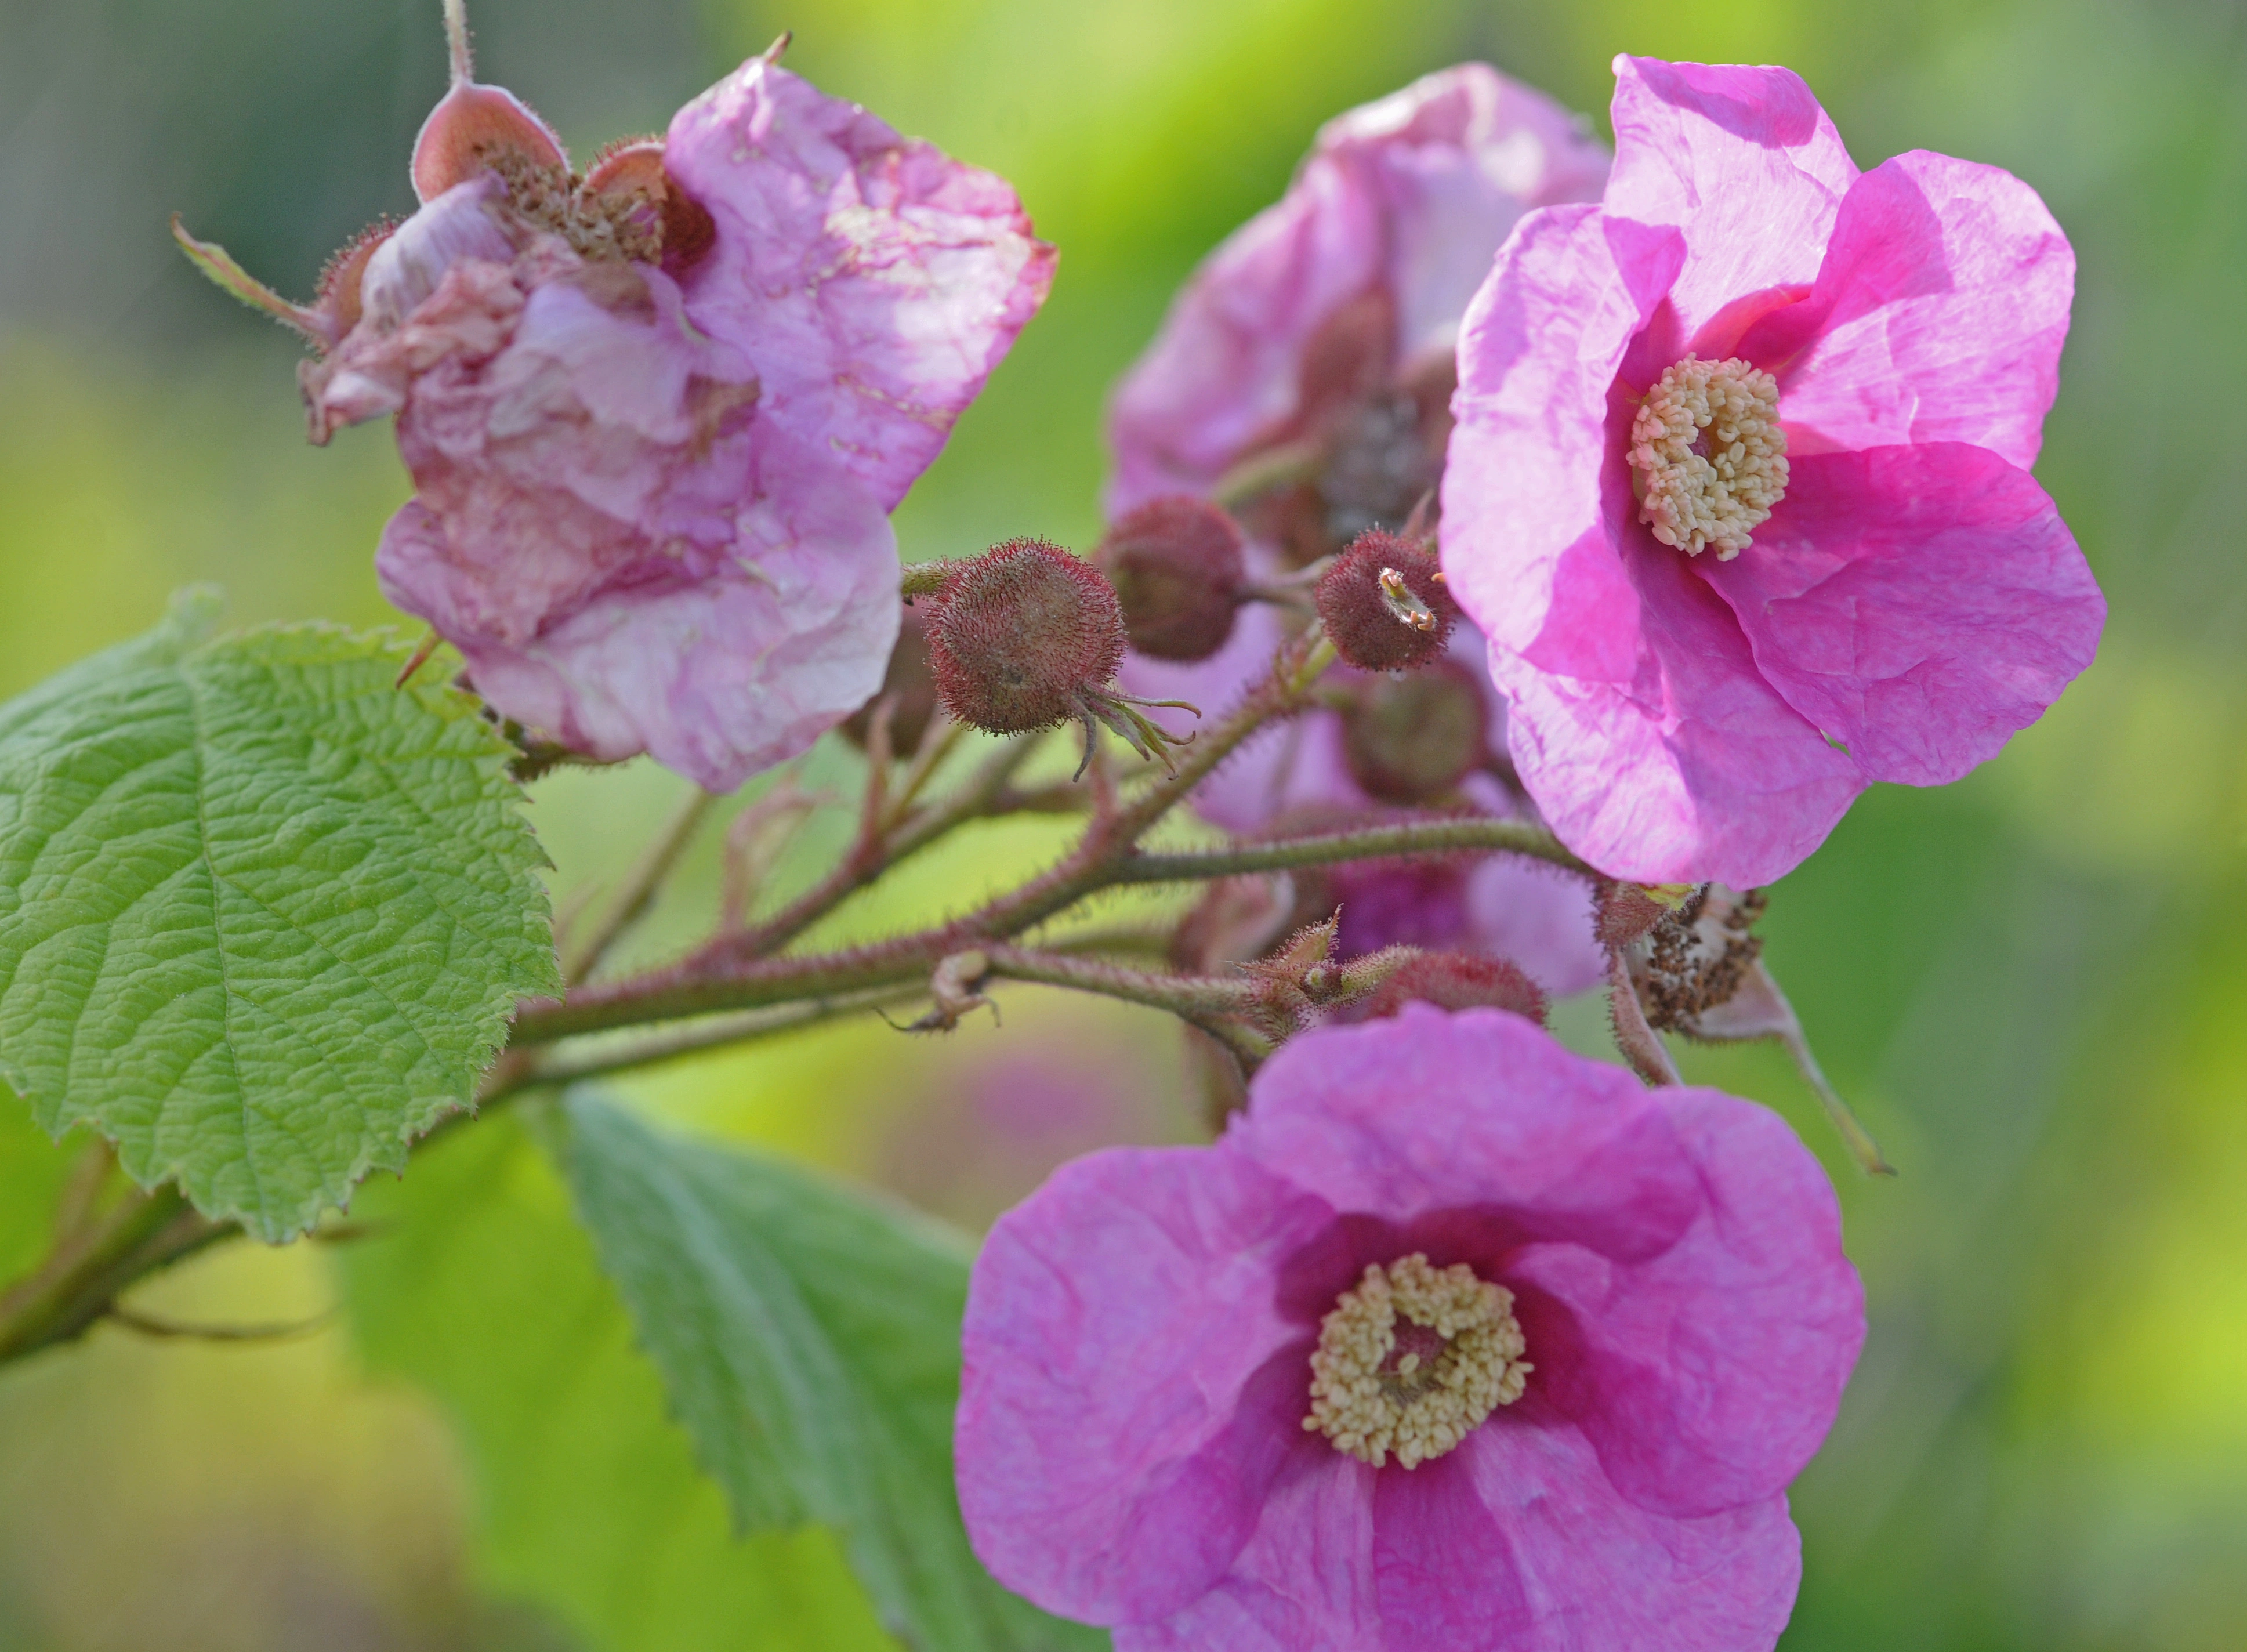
1451,1423,1802,1649
1705,444,2104,787
1232,1006,1701,1237
1443,202,1863,886
1505,1086,1863,1517
1491,541,1865,886
1463,857,1605,998
379,421,899,792
1604,57,1857,346
1440,202,1637,672
956,1147,1335,1625
1230,1012,1860,1517
664,57,1055,513
1763,150,2074,470
1108,64,1605,513
1110,1455,1384,1652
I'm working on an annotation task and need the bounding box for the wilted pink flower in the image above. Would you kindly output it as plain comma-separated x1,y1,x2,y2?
182,27,1052,791
1107,64,1609,991
957,1006,1864,1650
1441,56,2103,886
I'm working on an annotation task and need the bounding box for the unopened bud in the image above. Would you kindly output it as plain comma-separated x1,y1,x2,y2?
1314,528,1456,671
1092,497,1245,661
1362,952,1547,1024
842,605,939,758
927,538,1128,734
1342,658,1488,804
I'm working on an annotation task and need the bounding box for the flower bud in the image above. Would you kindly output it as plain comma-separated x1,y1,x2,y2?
1362,952,1547,1024
1314,528,1457,671
927,539,1128,734
1341,658,1488,804
842,604,939,758
1092,497,1245,661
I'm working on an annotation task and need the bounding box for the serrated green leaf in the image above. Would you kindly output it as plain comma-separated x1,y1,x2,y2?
563,1093,1104,1652
337,1110,898,1652
0,592,559,1241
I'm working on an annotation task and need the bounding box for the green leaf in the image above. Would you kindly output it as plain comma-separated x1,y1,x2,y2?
337,1110,898,1652
0,591,558,1241
563,1093,1103,1652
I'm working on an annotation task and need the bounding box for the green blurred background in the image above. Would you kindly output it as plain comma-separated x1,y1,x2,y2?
3,0,2245,1645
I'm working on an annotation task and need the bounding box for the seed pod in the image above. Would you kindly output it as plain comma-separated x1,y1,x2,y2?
927,538,1128,734
1093,497,1245,661
1362,951,1547,1024
1341,658,1488,804
1314,528,1456,671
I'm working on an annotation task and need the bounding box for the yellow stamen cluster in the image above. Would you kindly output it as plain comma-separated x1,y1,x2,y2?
1629,356,1789,560
1303,1254,1530,1470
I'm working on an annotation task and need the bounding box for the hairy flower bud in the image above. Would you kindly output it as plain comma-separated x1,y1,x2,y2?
1593,879,1700,948
1342,658,1489,804
1092,497,1245,661
1362,951,1547,1024
842,604,938,758
928,539,1128,734
1315,528,1457,671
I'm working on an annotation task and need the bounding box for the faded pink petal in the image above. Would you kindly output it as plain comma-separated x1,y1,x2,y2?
291,52,1052,789
382,419,898,786
958,1008,1861,1648
665,57,1056,512
1707,444,2103,787
1110,64,1606,513
1444,56,2098,883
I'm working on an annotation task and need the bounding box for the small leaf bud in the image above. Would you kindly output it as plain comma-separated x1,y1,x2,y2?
842,605,939,758
1341,658,1489,804
1092,497,1246,661
927,539,1128,735
1362,952,1548,1024
1314,528,1457,671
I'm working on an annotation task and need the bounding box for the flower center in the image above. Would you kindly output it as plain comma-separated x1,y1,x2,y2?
1302,1253,1530,1469
1628,356,1789,560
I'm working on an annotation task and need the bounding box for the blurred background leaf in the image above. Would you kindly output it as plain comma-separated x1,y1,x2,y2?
1,0,2243,1646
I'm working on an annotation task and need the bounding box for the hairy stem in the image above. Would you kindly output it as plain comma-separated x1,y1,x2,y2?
0,1186,229,1365
1115,815,1594,886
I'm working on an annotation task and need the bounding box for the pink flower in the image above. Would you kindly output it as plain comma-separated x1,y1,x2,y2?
956,1006,1863,1650
193,35,1052,791
1441,56,2103,886
1106,64,1609,991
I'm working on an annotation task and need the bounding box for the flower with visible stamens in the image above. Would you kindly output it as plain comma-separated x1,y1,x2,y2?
1441,55,2103,887
958,1006,1864,1650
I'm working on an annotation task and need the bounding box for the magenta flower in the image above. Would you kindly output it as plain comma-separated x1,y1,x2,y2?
1106,64,1608,991
188,34,1052,791
1441,56,2103,886
957,1006,1862,1649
